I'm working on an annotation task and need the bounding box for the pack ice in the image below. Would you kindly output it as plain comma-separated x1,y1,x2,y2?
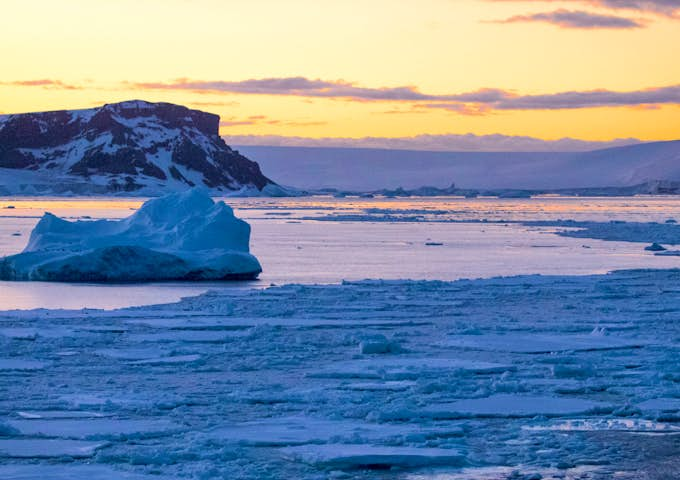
0,189,261,281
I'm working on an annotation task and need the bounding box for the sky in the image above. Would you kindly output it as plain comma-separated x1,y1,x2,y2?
1,0,679,151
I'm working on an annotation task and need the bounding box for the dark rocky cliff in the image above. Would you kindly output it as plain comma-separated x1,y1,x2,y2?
0,100,273,194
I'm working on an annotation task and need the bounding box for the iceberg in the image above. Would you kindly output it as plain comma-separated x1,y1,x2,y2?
0,189,262,282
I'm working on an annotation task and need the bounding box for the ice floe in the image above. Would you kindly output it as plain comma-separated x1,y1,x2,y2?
443,333,647,353
281,444,466,469
418,394,612,419
0,439,107,458
6,418,181,440
0,359,49,370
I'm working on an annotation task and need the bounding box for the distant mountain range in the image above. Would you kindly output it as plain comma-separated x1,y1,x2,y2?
236,141,680,193
0,100,275,195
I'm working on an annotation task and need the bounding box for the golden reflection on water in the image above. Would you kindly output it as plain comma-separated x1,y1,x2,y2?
1,195,680,223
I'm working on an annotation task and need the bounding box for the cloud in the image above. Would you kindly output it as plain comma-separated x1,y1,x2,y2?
0,79,82,90
134,77,440,102
489,0,680,16
6,77,679,114
496,9,645,28
492,85,680,109
225,133,641,152
134,77,680,112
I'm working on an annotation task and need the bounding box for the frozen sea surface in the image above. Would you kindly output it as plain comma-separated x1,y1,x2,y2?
0,269,678,478
4,196,680,309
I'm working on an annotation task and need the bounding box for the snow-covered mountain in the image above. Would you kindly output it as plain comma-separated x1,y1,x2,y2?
0,100,274,195
236,140,680,192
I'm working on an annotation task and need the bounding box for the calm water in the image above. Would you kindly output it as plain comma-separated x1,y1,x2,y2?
2,195,680,310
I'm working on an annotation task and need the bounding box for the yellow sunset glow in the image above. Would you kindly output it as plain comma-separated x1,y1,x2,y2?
2,0,679,142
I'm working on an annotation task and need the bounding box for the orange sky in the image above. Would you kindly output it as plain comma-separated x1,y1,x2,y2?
1,0,679,142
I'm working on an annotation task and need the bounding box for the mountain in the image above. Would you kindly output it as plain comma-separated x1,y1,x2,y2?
0,100,275,195
235,141,680,192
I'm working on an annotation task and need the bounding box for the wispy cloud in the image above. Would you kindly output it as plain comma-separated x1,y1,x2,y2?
489,0,680,16
496,9,645,28
487,0,680,29
490,85,680,110
0,79,82,90
137,77,680,112
133,78,439,102
220,114,327,128
225,133,641,153
5,77,680,114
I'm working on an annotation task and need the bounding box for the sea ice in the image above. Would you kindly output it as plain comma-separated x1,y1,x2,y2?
0,189,261,281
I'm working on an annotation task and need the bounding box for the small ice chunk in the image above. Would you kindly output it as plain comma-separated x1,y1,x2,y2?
359,334,401,354
280,444,466,469
0,439,107,458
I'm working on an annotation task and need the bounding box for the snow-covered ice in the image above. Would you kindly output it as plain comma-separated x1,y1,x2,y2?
0,189,261,281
